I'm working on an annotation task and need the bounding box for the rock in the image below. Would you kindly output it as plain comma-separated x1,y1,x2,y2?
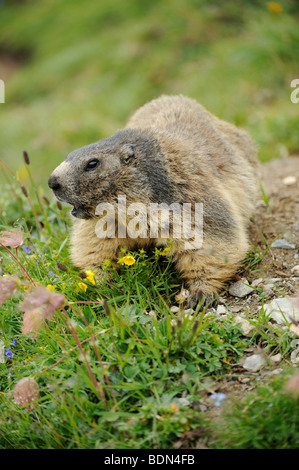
270,353,282,363
264,297,299,324
234,315,255,337
199,404,207,412
282,176,297,186
228,279,254,298
216,304,228,315
170,306,179,313
251,278,264,287
238,377,251,384
290,323,299,337
243,353,266,371
271,239,295,249
290,348,299,364
229,305,243,313
183,308,194,315
286,282,296,293
265,368,283,376
263,283,275,296
177,397,190,406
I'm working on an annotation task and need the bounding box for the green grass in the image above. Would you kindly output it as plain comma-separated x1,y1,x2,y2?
213,369,299,449
1,0,299,190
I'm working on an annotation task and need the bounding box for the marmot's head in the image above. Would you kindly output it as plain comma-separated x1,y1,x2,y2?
48,129,174,219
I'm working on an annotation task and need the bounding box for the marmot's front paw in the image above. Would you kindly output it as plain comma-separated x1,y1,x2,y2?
186,289,219,311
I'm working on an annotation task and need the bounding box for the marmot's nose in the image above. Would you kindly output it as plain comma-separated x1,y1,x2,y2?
48,174,61,192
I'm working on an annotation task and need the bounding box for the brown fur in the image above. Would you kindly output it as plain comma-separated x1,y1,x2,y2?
48,95,259,306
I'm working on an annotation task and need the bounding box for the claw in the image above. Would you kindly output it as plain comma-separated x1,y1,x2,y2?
187,290,218,311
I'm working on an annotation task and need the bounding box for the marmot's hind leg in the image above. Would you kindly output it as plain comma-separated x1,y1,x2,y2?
174,238,249,310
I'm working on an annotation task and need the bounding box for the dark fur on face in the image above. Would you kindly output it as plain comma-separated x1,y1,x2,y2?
48,129,176,218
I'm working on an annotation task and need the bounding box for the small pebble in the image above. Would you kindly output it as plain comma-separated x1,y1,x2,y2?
290,323,299,337
229,305,243,313
286,282,296,292
234,315,256,337
183,308,194,315
229,279,254,298
243,353,266,371
251,278,264,287
170,306,179,313
282,176,297,186
263,284,274,296
270,353,282,363
271,239,295,249
238,377,251,384
290,348,299,364
216,305,228,315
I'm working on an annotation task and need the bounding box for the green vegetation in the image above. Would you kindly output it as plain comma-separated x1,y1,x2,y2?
213,370,299,449
0,175,249,449
0,156,298,449
0,0,299,188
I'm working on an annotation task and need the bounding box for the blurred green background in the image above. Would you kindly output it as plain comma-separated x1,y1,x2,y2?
0,0,298,196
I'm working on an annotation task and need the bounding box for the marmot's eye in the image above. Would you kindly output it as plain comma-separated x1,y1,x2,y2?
85,160,99,171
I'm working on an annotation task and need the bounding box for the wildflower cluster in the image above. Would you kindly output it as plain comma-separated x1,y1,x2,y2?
78,269,96,292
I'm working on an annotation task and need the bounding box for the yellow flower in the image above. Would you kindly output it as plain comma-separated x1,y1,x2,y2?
267,2,283,13
161,247,171,256
85,270,95,285
24,355,36,362
46,284,55,291
104,259,111,266
118,255,136,266
78,282,88,292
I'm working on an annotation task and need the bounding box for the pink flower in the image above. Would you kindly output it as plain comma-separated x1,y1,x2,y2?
0,276,18,305
20,286,65,334
13,377,39,410
20,286,65,319
0,228,24,248
22,309,44,335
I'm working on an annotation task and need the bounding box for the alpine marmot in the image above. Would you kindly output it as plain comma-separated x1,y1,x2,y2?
48,95,259,307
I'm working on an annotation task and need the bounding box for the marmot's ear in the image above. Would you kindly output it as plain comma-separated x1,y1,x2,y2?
120,144,135,164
